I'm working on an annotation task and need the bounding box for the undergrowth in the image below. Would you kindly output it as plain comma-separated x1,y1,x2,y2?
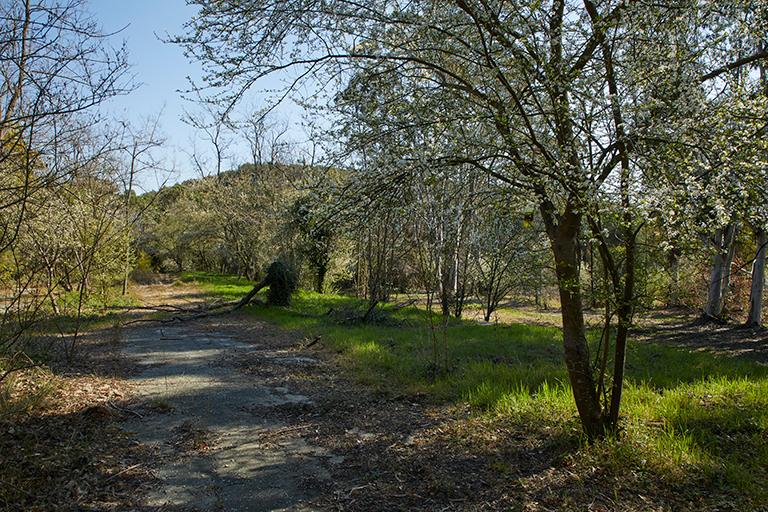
0,285,149,510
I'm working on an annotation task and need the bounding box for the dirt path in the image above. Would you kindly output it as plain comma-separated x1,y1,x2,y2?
121,318,332,511
119,302,577,512
7,282,759,510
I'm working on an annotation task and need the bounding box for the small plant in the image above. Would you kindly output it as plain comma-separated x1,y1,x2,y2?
0,360,55,418
147,398,174,413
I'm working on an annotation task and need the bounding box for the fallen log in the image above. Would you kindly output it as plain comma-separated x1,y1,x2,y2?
120,261,298,325
232,278,269,311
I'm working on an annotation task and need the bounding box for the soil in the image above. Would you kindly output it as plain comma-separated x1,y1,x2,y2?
121,316,331,511
6,281,763,511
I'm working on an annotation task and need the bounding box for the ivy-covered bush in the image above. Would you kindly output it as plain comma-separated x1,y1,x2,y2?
265,260,298,306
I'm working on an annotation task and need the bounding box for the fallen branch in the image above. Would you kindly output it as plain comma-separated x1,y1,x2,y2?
107,400,143,418
104,463,143,483
120,263,293,325
390,298,417,310
361,300,380,323
232,278,269,311
105,299,244,315
122,308,233,326
105,304,195,313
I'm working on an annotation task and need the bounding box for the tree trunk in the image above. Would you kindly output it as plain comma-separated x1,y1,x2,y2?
439,241,453,318
588,240,597,309
721,225,738,307
667,249,681,307
315,263,327,294
49,293,60,316
747,229,767,327
704,223,737,319
233,278,268,310
608,219,636,428
46,265,60,315
751,51,768,327
543,204,605,438
535,268,542,308
122,151,137,296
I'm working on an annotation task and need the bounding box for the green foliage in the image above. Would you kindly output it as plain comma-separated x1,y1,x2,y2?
134,251,153,273
181,272,253,300
289,195,334,293
137,164,311,279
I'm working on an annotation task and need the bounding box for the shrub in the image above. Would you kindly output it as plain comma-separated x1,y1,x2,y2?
265,260,298,306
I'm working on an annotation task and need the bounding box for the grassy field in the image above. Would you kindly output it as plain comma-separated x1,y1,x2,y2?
184,272,768,507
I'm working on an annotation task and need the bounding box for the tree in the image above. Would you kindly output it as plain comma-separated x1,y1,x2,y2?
746,45,768,327
177,0,768,437
117,115,165,295
182,98,233,179
0,0,131,348
0,0,131,205
290,195,334,293
406,163,477,318
472,199,549,322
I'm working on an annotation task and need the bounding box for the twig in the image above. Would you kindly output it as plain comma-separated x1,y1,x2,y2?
105,304,194,312
390,299,417,310
104,463,142,482
107,400,143,418
260,424,311,438
0,363,43,385
0,352,43,385
253,424,312,444
345,484,373,498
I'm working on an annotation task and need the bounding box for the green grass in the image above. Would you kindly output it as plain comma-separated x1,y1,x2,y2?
14,287,140,340
184,271,768,506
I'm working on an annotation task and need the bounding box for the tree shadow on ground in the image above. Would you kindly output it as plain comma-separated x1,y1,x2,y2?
209,311,768,511
0,405,155,511
635,318,768,364
122,306,768,511
280,388,766,511
11,302,767,511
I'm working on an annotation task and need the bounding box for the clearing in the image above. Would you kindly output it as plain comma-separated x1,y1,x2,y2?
4,279,766,511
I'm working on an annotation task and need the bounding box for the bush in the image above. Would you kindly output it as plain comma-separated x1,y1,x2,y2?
265,260,298,306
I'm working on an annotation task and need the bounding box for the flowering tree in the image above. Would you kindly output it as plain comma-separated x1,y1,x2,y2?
177,0,767,437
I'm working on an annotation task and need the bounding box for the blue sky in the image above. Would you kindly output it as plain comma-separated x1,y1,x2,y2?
91,0,308,189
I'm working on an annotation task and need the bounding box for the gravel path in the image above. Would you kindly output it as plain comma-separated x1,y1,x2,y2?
121,322,330,511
